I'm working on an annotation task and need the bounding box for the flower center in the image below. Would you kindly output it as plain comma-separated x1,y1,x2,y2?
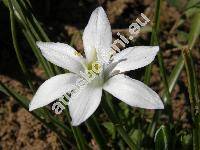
86,61,102,74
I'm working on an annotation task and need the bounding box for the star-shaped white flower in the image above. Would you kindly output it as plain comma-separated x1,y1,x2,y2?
29,7,164,126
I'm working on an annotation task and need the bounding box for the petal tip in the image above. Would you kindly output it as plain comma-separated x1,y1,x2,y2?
36,41,43,46
154,46,159,53
94,6,106,16
71,121,80,126
157,100,164,109
29,99,39,111
29,103,35,111
96,6,104,11
160,103,164,109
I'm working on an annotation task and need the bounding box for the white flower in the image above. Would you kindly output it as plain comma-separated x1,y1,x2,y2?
29,7,164,126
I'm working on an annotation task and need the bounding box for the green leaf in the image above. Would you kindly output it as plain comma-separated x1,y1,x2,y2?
0,82,71,136
154,125,170,150
188,12,200,49
130,129,143,148
168,0,185,10
182,48,200,149
119,102,130,118
4,0,55,77
144,0,162,84
64,109,88,150
102,92,137,149
86,117,107,149
181,134,192,147
8,0,35,92
177,30,189,42
103,122,116,139
185,0,200,17
148,9,200,138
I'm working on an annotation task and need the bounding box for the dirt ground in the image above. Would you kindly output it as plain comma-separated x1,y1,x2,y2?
0,0,200,149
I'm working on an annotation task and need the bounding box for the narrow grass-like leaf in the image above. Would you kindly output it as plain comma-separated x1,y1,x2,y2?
102,92,137,150
182,48,200,150
188,12,200,49
144,0,161,84
18,3,112,148
86,116,107,149
148,10,200,138
21,29,52,77
144,0,173,137
154,125,169,150
17,0,61,75
8,0,35,92
3,0,54,77
0,82,72,140
64,109,88,150
130,129,143,149
103,122,116,139
185,0,200,17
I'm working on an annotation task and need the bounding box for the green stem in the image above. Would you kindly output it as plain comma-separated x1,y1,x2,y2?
70,31,107,149
85,116,107,149
144,0,162,84
102,92,137,150
64,109,88,150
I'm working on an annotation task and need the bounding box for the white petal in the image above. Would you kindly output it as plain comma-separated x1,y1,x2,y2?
29,73,79,111
112,46,159,72
36,41,85,74
83,7,112,63
68,77,103,126
103,74,164,109
103,59,126,80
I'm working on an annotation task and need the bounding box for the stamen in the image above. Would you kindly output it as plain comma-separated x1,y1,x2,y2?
74,51,81,56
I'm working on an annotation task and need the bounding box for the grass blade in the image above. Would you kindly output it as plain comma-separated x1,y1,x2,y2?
144,0,161,84
64,109,88,150
148,11,200,138
0,82,71,140
102,92,137,150
86,116,107,149
154,125,170,150
8,0,35,92
182,48,200,150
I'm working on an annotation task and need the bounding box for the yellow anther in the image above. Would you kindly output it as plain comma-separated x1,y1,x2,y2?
92,62,102,74
74,51,81,56
86,61,102,74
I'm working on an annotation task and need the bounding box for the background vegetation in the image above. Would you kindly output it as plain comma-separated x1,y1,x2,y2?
0,0,200,149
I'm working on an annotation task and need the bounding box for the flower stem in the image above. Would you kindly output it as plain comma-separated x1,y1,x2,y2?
144,0,162,85
64,109,88,150
86,116,107,149
102,92,137,150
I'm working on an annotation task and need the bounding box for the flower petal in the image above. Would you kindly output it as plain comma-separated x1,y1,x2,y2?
36,41,85,74
29,73,79,111
68,77,103,126
83,7,112,63
103,59,126,80
103,74,164,109
112,46,159,72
